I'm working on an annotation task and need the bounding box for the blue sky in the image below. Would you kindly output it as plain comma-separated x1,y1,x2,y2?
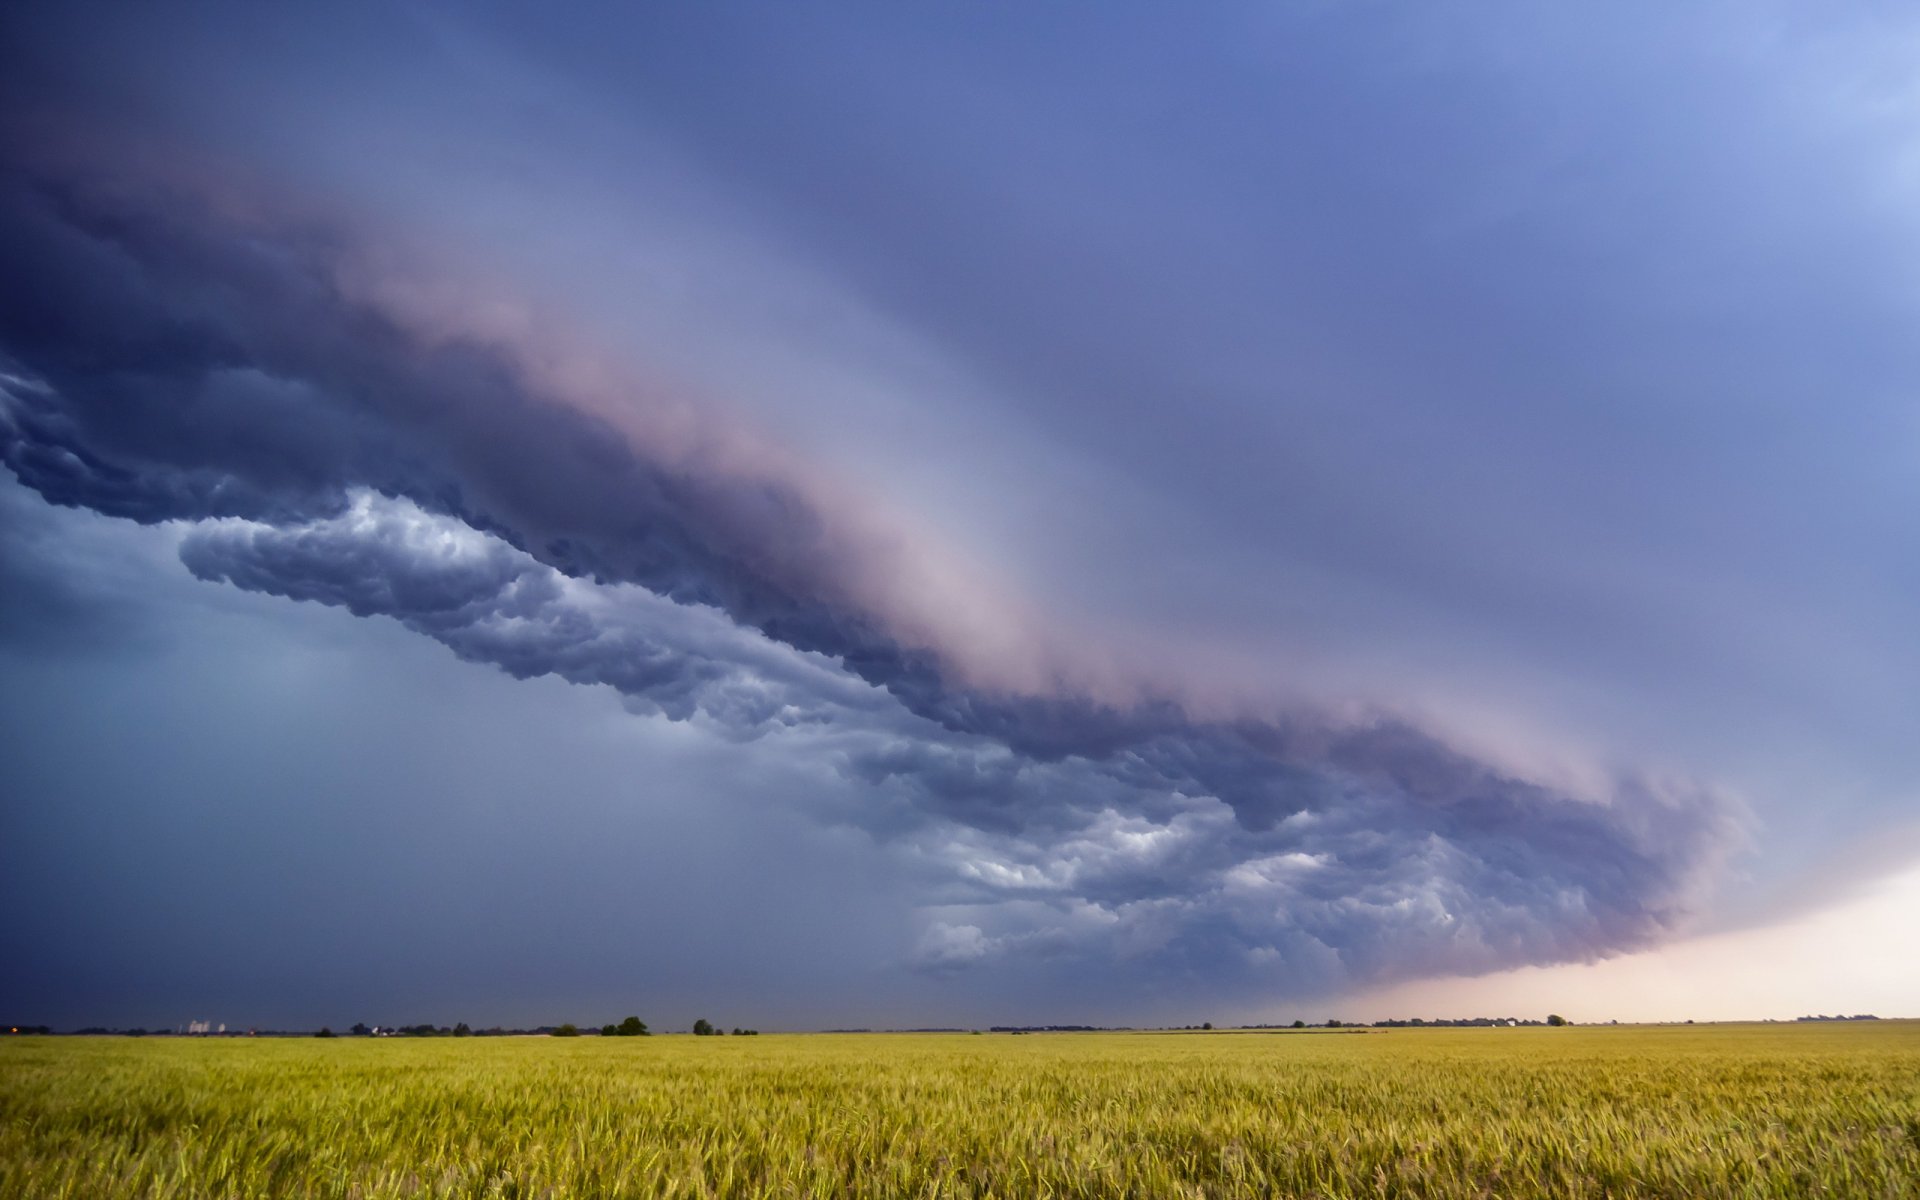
3,2,1917,1029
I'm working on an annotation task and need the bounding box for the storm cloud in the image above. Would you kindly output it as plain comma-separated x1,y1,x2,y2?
0,141,1742,1003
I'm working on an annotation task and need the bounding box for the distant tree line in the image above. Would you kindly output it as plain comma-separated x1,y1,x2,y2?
988,1025,1104,1033
556,1016,761,1037
342,1022,517,1037
307,1014,766,1038
692,1019,758,1035
21,1010,1651,1037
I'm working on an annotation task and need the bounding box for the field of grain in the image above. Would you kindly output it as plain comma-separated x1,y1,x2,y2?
2,1022,1917,1198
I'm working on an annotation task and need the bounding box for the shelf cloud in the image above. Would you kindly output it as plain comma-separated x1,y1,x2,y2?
0,148,1742,1003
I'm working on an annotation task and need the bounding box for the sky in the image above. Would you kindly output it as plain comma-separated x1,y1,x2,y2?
2,2,1916,1031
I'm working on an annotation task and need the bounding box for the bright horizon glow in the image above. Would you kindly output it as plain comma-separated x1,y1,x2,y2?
1342,859,1920,1025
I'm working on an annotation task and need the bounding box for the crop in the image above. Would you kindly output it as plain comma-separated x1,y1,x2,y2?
2,1022,1916,1197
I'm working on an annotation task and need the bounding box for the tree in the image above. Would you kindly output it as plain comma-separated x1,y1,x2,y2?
692,1019,715,1036
453,1023,472,1037
1291,1019,1305,1029
616,1016,649,1037
1547,1014,1568,1027
552,1023,580,1037
315,1026,336,1038
1201,1022,1213,1031
350,1023,371,1037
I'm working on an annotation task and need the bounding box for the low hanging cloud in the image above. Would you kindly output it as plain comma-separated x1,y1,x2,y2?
178,492,882,733
172,491,1740,998
0,139,1745,1002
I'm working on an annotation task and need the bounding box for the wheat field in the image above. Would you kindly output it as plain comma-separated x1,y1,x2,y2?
3,1022,1917,1198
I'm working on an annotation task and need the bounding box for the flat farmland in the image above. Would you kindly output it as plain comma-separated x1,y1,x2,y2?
3,1022,1916,1198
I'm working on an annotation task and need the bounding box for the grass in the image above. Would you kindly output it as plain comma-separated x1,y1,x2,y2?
2,1022,1917,1198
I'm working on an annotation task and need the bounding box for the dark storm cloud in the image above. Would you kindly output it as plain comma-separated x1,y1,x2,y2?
0,77,1743,1001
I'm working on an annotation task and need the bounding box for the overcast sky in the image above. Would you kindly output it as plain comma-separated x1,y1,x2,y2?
4,2,1917,1031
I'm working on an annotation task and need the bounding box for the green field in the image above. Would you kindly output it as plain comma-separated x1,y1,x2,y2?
3,1023,1917,1198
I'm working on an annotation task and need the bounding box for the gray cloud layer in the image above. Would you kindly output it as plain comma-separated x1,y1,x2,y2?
0,148,1742,1003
